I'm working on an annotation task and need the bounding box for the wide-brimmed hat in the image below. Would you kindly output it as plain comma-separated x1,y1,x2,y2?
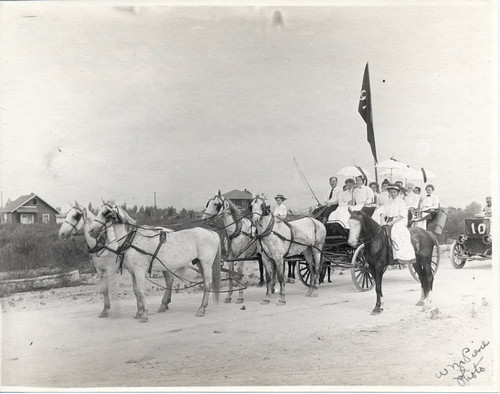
386,184,400,191
274,194,287,201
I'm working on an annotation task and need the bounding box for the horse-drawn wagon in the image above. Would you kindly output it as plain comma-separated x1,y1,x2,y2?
287,217,439,292
450,217,492,268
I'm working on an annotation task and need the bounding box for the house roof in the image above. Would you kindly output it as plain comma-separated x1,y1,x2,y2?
0,193,60,214
223,189,253,200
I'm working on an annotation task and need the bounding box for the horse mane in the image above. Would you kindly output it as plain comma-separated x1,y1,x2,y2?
117,206,137,225
351,210,379,234
225,198,241,220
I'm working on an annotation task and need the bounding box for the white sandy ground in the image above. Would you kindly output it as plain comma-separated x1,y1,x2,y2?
1,250,499,391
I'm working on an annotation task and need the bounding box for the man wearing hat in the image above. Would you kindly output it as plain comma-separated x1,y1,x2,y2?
273,194,288,221
380,183,416,263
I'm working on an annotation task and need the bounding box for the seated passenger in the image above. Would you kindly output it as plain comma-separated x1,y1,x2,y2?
328,178,355,228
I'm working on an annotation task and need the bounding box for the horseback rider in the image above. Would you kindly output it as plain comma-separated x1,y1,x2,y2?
379,184,416,264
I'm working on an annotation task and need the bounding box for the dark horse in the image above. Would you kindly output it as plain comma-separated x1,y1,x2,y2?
347,210,439,315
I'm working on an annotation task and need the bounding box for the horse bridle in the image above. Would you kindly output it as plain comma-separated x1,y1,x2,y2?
63,207,85,235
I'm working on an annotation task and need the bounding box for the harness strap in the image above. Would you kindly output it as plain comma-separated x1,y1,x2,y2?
147,230,167,276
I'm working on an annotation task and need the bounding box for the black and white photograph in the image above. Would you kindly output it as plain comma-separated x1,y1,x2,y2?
0,0,498,391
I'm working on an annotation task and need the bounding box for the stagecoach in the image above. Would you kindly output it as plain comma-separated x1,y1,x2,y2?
450,217,492,268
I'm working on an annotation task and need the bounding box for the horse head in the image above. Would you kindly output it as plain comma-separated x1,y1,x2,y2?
347,210,366,248
88,201,119,239
201,192,226,220
250,194,270,225
58,203,86,239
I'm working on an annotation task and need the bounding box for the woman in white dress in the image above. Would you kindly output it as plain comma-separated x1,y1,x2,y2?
328,178,355,228
380,184,416,263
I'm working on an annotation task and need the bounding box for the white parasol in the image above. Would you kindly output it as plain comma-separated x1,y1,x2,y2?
375,158,409,182
337,166,371,179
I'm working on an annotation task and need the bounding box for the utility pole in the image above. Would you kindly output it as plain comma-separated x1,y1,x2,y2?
154,192,157,210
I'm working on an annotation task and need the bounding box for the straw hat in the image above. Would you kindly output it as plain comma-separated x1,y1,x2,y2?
386,184,400,191
274,194,287,201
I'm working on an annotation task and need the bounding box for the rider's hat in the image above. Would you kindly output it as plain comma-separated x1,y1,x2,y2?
274,194,287,201
386,183,400,191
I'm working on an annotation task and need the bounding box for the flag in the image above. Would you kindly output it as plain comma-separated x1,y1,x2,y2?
358,63,378,163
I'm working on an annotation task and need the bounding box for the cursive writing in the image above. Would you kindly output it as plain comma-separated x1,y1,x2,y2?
435,340,489,385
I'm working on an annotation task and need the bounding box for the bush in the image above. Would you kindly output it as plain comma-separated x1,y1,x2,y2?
0,223,90,274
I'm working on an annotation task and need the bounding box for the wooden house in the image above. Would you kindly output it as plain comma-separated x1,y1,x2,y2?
0,193,60,225
223,189,253,210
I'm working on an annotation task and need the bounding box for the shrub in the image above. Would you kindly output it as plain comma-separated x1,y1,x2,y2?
0,223,90,274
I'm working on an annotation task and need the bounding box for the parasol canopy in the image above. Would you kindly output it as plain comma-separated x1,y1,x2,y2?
337,166,371,179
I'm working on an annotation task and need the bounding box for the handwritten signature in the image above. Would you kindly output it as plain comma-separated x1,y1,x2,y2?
435,340,489,386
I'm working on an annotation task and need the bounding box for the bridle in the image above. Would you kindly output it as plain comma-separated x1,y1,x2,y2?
63,207,85,235
350,212,384,246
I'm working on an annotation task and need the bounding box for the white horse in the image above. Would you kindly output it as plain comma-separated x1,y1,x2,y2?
88,202,221,322
202,191,259,304
250,195,326,304
59,203,121,318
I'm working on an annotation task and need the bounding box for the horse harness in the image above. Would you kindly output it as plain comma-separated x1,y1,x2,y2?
255,215,321,262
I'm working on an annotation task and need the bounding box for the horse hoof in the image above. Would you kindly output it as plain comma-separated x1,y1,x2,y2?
139,317,149,323
157,305,168,313
260,300,270,305
310,292,319,298
195,310,205,317
370,309,382,315
98,311,108,318
415,300,425,306
224,298,232,304
134,314,141,319
276,300,286,306
235,299,244,304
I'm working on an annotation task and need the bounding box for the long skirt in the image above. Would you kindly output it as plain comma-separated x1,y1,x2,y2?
328,205,351,228
391,221,416,261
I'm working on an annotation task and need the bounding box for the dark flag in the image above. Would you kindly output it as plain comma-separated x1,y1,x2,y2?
358,63,378,163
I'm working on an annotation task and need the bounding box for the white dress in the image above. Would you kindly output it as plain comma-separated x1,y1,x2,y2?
381,197,416,261
273,204,287,221
328,189,354,228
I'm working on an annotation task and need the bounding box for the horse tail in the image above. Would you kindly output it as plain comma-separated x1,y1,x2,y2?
211,241,221,304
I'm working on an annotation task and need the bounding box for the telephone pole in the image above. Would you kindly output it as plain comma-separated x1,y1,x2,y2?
153,192,157,210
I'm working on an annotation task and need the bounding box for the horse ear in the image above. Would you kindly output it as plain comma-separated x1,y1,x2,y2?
217,190,222,197
348,207,353,214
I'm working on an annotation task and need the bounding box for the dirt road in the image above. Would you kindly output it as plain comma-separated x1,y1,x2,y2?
1,253,498,390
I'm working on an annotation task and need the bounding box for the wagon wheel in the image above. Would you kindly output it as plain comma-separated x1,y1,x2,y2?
351,244,375,291
450,240,467,269
296,259,326,287
297,260,312,287
408,243,441,281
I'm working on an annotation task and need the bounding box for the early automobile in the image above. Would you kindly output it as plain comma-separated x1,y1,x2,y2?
451,217,492,268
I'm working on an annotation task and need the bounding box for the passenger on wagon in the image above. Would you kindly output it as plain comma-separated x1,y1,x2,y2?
328,178,355,228
352,175,374,211
378,179,390,206
404,183,420,227
419,184,440,222
320,176,340,223
380,184,416,263
369,182,381,205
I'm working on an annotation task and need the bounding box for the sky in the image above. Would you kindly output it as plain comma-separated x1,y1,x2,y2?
0,1,497,213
